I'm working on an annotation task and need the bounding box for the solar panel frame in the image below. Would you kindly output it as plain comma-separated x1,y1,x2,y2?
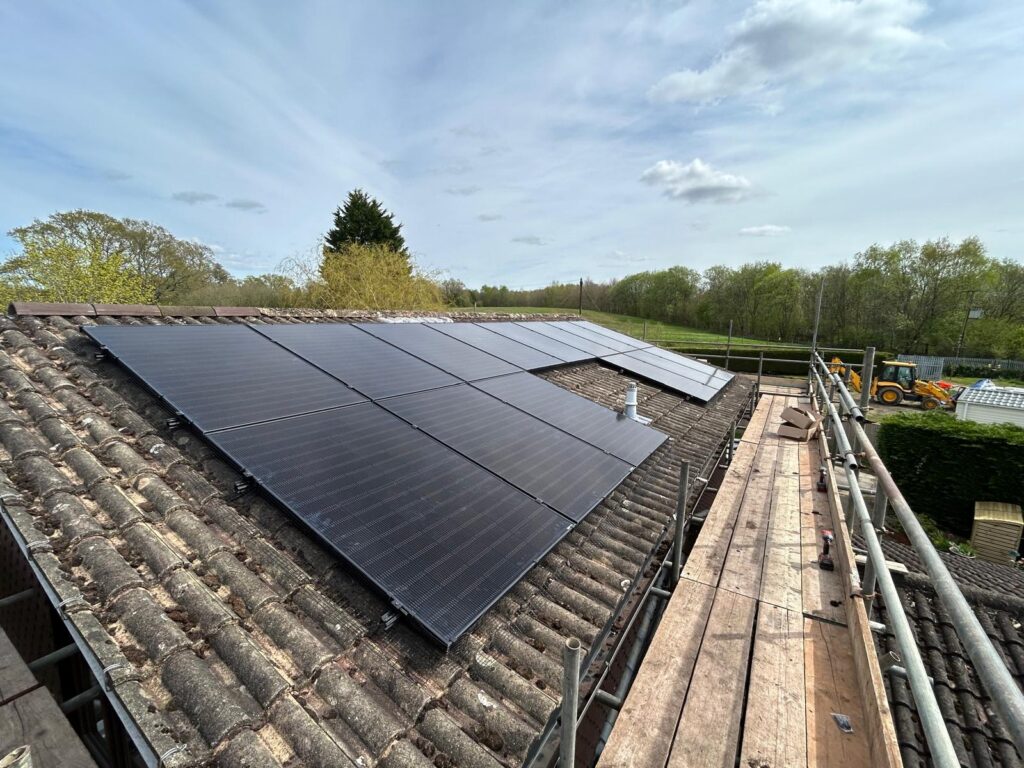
627,346,735,387
430,322,564,370
357,322,519,381
472,372,668,466
250,322,460,399
208,402,570,646
513,322,620,357
478,322,592,363
84,324,366,432
561,320,653,351
380,384,633,522
544,321,641,354
601,351,721,402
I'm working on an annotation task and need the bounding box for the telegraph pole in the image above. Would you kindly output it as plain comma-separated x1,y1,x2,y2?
954,289,977,366
578,278,583,316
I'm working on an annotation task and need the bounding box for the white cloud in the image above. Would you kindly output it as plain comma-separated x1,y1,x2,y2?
739,224,791,236
598,249,651,267
650,0,932,105
224,198,267,213
172,190,218,204
477,213,502,222
444,185,482,196
641,158,754,203
512,235,547,246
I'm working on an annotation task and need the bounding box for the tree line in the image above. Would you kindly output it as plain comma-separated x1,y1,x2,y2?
2,193,1021,357
462,238,1024,357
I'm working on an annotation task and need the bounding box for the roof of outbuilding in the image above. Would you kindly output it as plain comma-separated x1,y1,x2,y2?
0,304,751,768
872,541,1024,768
958,386,1024,411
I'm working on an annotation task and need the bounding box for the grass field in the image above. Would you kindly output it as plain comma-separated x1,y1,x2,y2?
465,306,809,349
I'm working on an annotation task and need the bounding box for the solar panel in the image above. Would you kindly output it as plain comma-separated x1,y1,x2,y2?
557,320,652,352
251,323,459,399
472,372,668,466
381,385,632,521
358,323,518,381
629,346,734,387
84,324,365,432
431,322,563,370
601,351,723,402
515,322,620,357
480,322,592,363
208,403,569,645
544,321,642,354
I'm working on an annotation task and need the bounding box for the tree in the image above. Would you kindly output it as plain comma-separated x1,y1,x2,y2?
1,239,154,304
7,210,228,302
324,189,407,255
439,278,471,307
312,243,440,310
118,218,230,300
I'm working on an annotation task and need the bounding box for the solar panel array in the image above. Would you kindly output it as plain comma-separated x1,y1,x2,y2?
85,319,700,646
517,320,736,403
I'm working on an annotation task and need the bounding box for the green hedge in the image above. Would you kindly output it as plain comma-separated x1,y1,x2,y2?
877,412,1024,536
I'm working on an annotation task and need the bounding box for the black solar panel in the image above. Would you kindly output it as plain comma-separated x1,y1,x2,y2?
84,324,365,432
381,384,632,521
431,322,563,370
516,322,620,357
545,321,641,354
473,372,668,466
251,323,459,399
602,351,722,402
481,322,592,363
627,346,734,388
358,323,518,381
208,403,569,645
557,320,652,352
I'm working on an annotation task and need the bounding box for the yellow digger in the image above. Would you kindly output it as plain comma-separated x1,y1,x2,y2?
829,357,958,410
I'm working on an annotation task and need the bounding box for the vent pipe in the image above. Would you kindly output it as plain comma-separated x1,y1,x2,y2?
624,382,639,421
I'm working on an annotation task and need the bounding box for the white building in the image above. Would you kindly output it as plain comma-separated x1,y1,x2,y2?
956,386,1024,428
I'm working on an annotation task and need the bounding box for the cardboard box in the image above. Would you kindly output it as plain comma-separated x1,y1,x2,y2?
780,405,819,430
778,422,819,441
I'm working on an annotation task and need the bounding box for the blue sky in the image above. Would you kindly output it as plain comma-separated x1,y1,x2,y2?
1,1,1022,288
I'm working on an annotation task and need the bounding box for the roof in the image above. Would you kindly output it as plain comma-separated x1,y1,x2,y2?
0,303,751,768
975,502,1024,527
872,539,1024,768
958,387,1024,410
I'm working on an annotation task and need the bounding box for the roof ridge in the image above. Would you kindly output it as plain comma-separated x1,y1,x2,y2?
7,300,581,321
896,569,1024,614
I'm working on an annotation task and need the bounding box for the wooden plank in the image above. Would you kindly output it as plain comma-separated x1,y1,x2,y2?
816,431,902,768
761,394,790,441
667,590,757,768
0,688,97,767
740,604,807,767
681,442,758,588
0,627,39,703
739,394,773,445
759,442,804,613
597,580,717,768
854,554,909,574
804,617,871,768
799,439,848,625
716,441,779,600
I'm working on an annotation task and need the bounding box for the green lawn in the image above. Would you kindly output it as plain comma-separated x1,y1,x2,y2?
465,306,808,349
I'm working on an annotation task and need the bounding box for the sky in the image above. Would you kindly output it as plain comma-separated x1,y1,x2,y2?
1,1,1022,289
